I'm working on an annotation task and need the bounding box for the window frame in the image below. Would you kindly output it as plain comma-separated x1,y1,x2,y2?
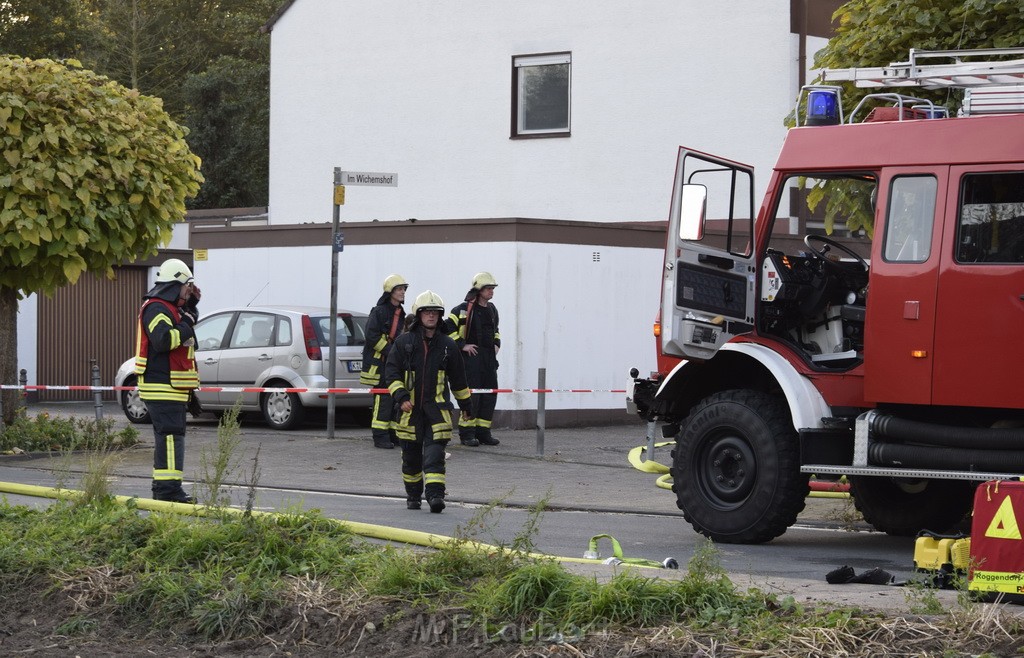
511,51,571,139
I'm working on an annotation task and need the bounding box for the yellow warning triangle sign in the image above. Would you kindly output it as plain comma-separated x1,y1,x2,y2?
985,495,1023,540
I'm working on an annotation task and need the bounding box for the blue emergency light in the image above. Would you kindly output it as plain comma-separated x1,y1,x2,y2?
914,105,949,119
806,88,841,126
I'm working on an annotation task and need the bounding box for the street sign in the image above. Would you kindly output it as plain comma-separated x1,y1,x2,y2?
340,171,398,187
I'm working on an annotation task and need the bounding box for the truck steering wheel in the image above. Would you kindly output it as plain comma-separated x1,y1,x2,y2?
804,234,868,272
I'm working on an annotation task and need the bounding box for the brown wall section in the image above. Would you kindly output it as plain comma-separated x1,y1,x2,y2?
791,0,845,38
34,251,193,401
37,268,147,401
190,217,668,250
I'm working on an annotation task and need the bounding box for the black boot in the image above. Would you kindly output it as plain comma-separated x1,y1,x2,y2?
405,482,423,510
477,429,500,446
428,497,445,513
373,430,394,449
459,428,479,446
153,485,196,504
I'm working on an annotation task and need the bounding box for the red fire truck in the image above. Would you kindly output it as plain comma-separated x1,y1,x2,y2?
628,48,1024,544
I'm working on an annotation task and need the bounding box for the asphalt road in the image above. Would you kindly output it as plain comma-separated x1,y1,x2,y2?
0,400,980,613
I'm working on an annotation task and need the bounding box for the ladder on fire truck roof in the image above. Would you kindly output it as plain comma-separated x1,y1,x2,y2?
819,47,1024,89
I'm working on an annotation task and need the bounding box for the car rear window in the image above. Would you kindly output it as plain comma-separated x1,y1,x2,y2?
312,314,367,347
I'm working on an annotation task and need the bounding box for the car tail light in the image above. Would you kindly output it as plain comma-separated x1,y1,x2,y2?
301,315,322,360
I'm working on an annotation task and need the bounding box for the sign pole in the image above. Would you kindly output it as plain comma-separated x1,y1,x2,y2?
324,169,393,439
327,167,343,439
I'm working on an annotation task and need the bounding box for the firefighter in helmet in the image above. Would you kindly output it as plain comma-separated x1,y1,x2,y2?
360,274,408,449
134,258,201,503
447,271,501,446
385,290,472,513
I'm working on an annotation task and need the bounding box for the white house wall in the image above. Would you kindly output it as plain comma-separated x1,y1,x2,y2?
15,294,37,386
191,239,661,414
268,0,795,225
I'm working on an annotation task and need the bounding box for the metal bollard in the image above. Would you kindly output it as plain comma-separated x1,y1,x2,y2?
536,368,546,457
91,360,104,421
19,369,27,408
644,420,657,462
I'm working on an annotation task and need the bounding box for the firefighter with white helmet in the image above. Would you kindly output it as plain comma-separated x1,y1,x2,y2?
385,290,473,513
134,257,201,503
447,271,501,446
360,274,408,449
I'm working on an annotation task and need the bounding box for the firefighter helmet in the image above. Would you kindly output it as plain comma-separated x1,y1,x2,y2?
383,274,408,293
472,271,498,289
412,290,445,314
155,258,194,285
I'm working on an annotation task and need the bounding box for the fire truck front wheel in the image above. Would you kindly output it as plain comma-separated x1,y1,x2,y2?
849,476,974,537
672,389,809,544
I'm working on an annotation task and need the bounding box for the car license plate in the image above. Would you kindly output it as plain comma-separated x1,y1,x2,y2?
346,360,362,373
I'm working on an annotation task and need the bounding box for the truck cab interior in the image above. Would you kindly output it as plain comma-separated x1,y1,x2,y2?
760,174,874,368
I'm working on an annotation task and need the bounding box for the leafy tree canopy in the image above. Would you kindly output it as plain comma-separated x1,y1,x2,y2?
813,0,1024,111
798,0,1024,236
0,0,277,209
0,56,203,296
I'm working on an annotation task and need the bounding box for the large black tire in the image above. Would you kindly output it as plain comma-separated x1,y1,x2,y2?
672,389,808,544
261,386,305,430
849,476,974,536
120,376,151,424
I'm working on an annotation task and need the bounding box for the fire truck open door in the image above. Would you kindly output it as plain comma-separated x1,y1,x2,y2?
660,148,756,361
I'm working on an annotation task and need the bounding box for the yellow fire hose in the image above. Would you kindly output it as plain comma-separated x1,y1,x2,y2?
0,481,672,570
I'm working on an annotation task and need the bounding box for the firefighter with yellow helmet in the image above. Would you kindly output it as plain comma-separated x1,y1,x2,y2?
447,271,501,446
385,290,472,513
134,258,201,503
360,274,408,448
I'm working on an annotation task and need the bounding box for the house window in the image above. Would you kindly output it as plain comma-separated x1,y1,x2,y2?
512,52,570,137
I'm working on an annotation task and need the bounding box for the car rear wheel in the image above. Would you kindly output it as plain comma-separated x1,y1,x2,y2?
120,377,151,424
261,387,305,430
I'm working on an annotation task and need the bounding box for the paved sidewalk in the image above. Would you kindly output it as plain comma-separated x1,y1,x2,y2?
6,400,686,515
2,400,981,615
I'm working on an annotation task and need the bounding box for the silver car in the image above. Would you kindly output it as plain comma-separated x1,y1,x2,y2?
115,305,371,430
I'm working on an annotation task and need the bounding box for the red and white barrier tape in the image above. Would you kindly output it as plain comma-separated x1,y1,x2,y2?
1,384,627,395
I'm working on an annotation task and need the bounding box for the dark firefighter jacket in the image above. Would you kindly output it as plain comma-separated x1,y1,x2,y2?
360,294,406,386
384,325,471,441
447,298,500,350
134,298,199,402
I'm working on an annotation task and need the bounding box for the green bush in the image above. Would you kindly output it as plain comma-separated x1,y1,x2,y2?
0,409,139,453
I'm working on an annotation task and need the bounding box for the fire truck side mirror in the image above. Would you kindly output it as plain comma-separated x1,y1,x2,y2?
678,184,707,241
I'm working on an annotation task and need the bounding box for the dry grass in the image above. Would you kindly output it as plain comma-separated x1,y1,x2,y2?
44,566,1024,656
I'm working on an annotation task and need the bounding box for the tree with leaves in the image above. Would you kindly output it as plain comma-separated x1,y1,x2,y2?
0,0,93,61
800,0,1024,235
0,56,202,423
814,0,1024,111
0,0,276,209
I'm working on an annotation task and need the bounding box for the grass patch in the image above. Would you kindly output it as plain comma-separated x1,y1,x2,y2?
0,408,139,454
1,496,1023,654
